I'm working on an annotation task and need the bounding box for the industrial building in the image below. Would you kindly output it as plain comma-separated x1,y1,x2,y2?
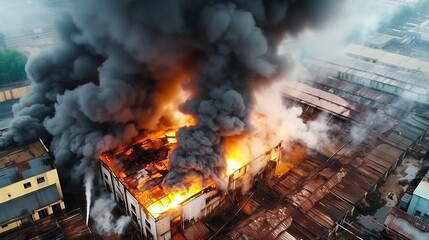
99,130,283,240
98,74,429,239
0,139,65,234
303,44,429,105
2,209,94,240
95,10,429,240
407,170,429,222
209,84,429,239
187,16,429,240
385,207,429,239
0,81,31,132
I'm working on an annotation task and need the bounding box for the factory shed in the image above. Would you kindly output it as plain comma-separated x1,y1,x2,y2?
385,207,429,239
216,84,429,239
304,54,429,104
282,82,372,123
2,209,94,240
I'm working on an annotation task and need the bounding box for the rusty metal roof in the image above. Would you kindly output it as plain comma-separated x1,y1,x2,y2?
282,82,372,123
218,112,429,239
2,209,93,240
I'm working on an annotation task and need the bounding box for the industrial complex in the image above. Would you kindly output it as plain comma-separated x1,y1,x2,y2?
91,8,429,239
1,1,429,240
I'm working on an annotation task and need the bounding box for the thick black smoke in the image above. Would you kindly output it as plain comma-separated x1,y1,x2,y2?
0,0,337,187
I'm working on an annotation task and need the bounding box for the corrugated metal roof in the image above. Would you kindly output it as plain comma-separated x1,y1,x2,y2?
305,54,429,98
282,82,369,123
3,209,94,240
183,221,211,240
0,140,52,188
345,43,429,73
0,184,60,224
218,75,429,239
58,210,94,240
385,208,429,239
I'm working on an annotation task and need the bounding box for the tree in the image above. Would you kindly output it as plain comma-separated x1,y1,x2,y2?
0,49,28,85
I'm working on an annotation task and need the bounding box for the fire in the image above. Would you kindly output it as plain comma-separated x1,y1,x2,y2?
225,137,249,176
101,118,254,219
146,181,203,217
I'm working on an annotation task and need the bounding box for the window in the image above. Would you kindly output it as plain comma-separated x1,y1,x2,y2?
146,229,154,240
131,204,136,212
145,219,151,228
104,173,108,180
23,182,32,189
423,214,429,220
38,208,49,219
1,224,8,228
37,177,45,184
105,182,112,193
118,197,125,211
132,212,137,223
416,210,422,217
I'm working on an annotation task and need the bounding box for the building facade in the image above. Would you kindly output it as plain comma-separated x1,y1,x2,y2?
99,130,282,240
0,140,65,234
407,170,429,223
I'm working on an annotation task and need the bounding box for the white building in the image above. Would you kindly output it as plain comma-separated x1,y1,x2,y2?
99,130,282,240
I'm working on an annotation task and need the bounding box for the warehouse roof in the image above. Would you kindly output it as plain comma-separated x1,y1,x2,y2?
0,140,53,188
413,170,429,200
345,43,429,73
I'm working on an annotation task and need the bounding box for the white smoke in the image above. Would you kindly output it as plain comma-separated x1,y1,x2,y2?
280,0,406,60
83,170,94,225
90,195,131,235
254,81,329,151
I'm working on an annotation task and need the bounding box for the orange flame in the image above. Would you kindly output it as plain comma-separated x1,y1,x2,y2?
225,137,249,176
146,180,204,218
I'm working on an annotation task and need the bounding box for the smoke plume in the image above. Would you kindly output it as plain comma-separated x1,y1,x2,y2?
84,170,94,225
254,81,330,151
1,0,337,192
90,194,131,235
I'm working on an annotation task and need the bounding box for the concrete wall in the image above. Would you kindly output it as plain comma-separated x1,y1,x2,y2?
0,167,65,234
0,169,63,203
407,195,429,223
0,220,21,234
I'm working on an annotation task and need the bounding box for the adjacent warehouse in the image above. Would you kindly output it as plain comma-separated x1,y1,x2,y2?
0,140,65,234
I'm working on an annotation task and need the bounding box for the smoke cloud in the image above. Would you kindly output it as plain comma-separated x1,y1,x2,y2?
1,0,337,191
90,194,131,235
254,81,330,151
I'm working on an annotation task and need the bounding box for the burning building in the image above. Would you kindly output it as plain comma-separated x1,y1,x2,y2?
99,128,283,239
0,0,354,238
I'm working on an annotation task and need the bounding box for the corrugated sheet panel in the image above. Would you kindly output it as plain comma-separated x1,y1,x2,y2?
283,223,312,240
292,211,328,237
306,208,334,229
183,221,211,240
